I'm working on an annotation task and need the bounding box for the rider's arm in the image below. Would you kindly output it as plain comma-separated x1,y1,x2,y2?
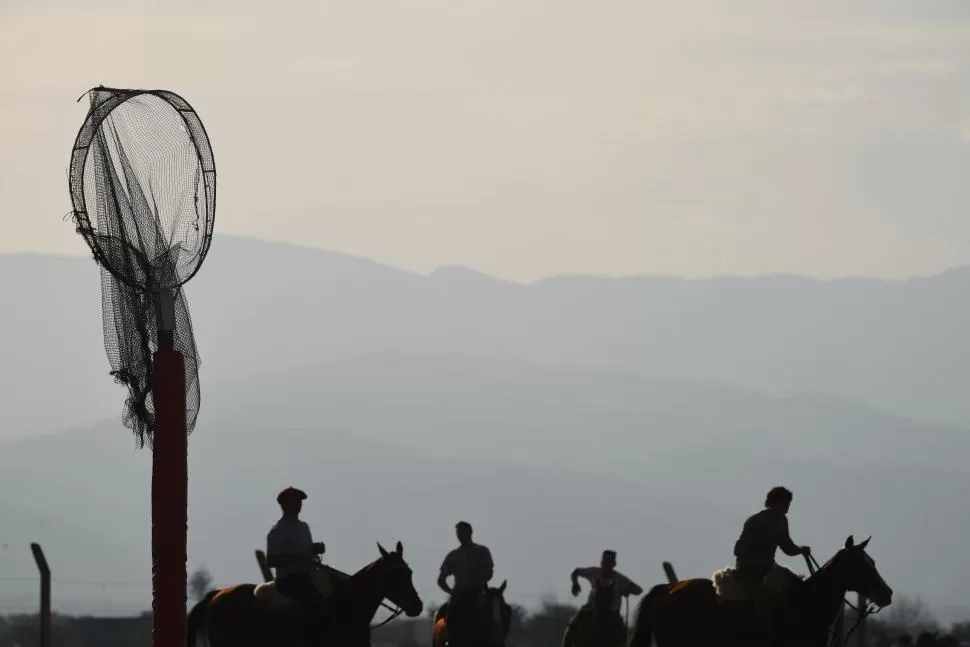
302,522,325,555
437,553,454,596
436,572,453,596
482,547,494,583
571,567,593,586
307,535,325,555
623,576,644,596
777,517,803,557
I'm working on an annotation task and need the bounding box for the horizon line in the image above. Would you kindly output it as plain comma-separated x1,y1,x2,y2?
2,233,967,286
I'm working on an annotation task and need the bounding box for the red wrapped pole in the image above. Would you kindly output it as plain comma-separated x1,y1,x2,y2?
151,329,187,647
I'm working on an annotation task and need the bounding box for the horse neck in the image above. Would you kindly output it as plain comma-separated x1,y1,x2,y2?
797,561,849,631
343,560,386,623
486,593,510,630
499,602,512,635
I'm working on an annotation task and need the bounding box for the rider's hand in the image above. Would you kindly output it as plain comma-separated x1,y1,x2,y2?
801,546,812,556
313,542,326,555
571,582,581,597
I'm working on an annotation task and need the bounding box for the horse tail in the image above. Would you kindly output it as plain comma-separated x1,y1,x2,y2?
187,590,218,647
629,583,667,647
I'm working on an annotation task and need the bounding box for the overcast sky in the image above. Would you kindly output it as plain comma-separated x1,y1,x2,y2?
2,0,970,281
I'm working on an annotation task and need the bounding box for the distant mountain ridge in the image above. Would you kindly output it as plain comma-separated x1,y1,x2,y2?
1,235,968,439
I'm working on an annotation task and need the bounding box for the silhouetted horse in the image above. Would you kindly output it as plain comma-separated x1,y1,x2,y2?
562,580,626,647
187,541,423,647
432,580,511,647
630,536,893,647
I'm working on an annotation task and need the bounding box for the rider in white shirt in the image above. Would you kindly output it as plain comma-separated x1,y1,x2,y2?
567,550,643,645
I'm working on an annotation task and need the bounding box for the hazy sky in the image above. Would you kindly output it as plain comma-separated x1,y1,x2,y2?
2,0,970,281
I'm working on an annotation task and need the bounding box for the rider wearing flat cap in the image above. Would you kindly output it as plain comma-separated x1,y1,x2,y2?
266,487,327,638
733,486,811,619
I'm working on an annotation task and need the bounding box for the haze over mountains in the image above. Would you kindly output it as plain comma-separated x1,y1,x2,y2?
3,235,969,439
0,235,968,621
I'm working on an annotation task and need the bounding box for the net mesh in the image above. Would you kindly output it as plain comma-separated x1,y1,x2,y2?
69,88,214,447
98,259,200,448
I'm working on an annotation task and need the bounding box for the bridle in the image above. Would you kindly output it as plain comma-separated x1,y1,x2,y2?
367,560,408,629
321,557,406,629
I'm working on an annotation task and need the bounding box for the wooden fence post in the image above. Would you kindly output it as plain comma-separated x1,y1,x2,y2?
29,543,50,647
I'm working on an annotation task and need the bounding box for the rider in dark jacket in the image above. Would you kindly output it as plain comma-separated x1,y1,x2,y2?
733,486,811,617
437,521,496,644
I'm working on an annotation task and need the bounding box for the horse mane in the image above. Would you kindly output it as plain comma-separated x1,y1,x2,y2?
330,550,400,605
354,554,389,576
347,548,409,586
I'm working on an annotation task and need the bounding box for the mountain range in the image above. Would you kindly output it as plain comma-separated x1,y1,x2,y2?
2,235,969,441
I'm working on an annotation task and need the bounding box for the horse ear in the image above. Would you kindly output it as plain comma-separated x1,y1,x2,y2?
498,580,507,594
845,535,854,549
377,542,389,557
395,541,403,556
858,536,871,550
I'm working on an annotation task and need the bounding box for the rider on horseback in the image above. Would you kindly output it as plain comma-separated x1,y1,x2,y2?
436,521,496,644
566,550,643,646
733,486,811,619
266,487,328,643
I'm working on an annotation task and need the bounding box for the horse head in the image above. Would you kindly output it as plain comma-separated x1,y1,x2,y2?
485,579,513,638
823,535,893,608
374,541,424,617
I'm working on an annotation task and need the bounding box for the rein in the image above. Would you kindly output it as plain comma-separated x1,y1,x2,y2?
803,554,880,647
365,562,405,630
370,606,403,629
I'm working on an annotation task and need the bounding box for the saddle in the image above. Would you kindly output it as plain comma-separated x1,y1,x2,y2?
253,567,337,615
711,563,801,603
